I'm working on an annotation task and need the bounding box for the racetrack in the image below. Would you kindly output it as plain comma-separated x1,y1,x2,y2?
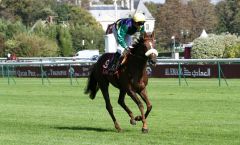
0,78,239,145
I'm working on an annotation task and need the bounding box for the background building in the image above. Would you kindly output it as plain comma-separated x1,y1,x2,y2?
89,0,155,32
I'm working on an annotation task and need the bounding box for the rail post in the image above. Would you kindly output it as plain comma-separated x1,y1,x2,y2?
1,65,4,77
217,61,228,87
217,62,221,86
40,64,44,85
7,65,10,85
178,62,181,86
69,64,73,85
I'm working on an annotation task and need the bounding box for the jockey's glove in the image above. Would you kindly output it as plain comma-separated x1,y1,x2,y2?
128,46,134,49
124,46,133,52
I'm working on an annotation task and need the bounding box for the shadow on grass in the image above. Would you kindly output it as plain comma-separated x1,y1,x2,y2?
53,126,115,132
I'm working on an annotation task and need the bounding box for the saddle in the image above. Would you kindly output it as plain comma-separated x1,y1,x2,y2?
109,54,129,77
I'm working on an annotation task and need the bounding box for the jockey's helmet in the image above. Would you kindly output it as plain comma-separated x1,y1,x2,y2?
133,12,146,23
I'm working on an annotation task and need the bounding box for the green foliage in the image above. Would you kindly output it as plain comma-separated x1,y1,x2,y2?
32,20,58,40
0,19,8,35
33,21,74,56
0,34,5,56
5,33,59,57
71,25,104,52
192,34,240,59
223,35,240,58
224,45,240,58
0,19,26,39
0,1,105,56
68,6,101,29
0,19,27,56
52,3,71,23
57,26,73,56
1,0,56,26
53,4,104,53
215,0,240,34
67,6,104,52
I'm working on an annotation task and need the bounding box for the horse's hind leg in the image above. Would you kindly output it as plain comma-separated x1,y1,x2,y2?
118,90,136,125
136,88,152,121
100,85,122,132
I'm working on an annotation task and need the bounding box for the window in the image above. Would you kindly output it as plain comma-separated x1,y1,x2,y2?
145,23,149,31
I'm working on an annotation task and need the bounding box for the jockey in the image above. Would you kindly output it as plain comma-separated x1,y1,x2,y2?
108,12,146,72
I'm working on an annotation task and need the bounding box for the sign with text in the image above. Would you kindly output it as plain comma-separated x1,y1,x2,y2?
15,64,240,78
16,65,91,78
150,64,240,78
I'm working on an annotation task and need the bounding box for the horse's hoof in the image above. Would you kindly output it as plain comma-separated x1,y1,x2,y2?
116,128,123,133
130,119,136,125
142,128,149,133
114,122,122,132
135,116,142,121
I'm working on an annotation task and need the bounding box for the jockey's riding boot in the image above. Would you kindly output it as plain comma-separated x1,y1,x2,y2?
109,52,121,72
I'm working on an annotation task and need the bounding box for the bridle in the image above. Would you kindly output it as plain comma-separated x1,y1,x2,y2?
128,40,158,61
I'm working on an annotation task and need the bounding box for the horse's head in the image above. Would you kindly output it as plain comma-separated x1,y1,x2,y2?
131,32,158,66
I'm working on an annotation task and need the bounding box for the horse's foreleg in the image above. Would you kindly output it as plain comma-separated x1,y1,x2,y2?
127,90,148,133
118,90,136,125
138,88,152,119
100,86,122,132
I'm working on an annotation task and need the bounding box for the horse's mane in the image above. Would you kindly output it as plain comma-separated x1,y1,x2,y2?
131,37,145,54
132,37,144,48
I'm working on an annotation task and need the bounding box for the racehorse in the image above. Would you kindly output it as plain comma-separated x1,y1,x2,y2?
84,32,158,133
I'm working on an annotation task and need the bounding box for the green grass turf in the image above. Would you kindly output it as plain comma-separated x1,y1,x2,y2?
0,78,240,145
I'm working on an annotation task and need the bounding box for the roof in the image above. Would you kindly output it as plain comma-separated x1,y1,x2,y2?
89,0,154,22
200,29,208,38
135,0,154,20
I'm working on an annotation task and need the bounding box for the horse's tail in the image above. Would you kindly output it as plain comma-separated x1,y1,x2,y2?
84,64,99,100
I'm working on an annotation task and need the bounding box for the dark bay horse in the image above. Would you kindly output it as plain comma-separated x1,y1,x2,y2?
85,32,158,133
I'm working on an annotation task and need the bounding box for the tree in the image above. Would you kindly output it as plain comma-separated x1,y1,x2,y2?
0,19,27,56
57,26,73,56
0,19,26,39
67,5,104,52
154,0,217,50
188,0,218,38
0,33,5,56
52,3,71,23
215,0,240,34
191,33,240,59
0,0,105,56
155,0,190,49
4,32,59,57
1,0,55,26
70,24,104,52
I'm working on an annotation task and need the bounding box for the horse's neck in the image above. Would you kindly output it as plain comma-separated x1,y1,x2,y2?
127,42,148,70
127,55,147,73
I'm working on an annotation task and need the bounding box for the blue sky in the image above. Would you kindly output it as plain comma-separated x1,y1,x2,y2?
145,0,221,4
